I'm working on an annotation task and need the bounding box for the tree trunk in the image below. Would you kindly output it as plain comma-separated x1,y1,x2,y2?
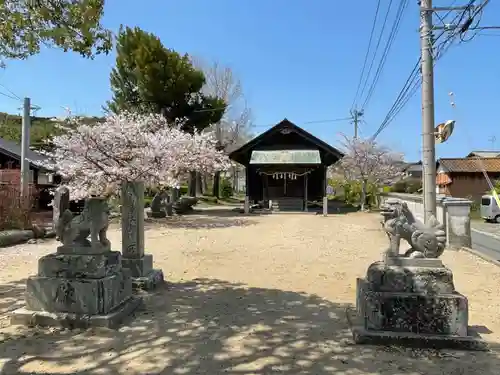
232,166,238,193
360,180,367,211
170,187,179,202
196,172,203,196
212,171,221,198
188,171,196,197
202,173,209,194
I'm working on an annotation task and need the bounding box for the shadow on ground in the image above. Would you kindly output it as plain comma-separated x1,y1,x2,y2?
1,278,499,374
141,212,259,230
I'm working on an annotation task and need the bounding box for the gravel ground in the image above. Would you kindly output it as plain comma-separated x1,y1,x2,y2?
0,210,500,374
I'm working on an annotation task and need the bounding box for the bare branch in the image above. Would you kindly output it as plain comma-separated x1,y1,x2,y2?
192,57,252,152
334,134,404,184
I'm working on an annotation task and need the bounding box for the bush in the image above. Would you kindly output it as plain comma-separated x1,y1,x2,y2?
144,196,153,208
337,180,378,208
179,185,189,196
0,184,38,230
390,178,422,194
220,178,232,199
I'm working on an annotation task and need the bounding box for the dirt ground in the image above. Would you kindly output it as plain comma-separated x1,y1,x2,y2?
1,209,500,374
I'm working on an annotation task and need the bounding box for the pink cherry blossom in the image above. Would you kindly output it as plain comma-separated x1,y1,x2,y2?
38,112,230,200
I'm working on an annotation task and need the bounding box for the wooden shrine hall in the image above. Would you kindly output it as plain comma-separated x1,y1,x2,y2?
229,119,344,214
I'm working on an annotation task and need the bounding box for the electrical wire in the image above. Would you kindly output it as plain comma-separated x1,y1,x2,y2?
0,83,21,101
357,0,395,108
350,0,382,110
370,2,476,140
360,0,409,111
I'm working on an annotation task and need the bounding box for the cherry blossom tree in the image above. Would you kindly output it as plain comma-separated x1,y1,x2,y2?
37,112,230,201
334,134,404,210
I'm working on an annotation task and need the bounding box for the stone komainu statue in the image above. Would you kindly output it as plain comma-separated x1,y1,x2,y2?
380,200,446,258
53,186,110,251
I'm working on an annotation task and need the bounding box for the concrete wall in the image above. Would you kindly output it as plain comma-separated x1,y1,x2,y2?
380,193,472,249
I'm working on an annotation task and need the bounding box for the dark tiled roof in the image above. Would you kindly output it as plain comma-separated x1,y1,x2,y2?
438,157,500,173
0,137,49,168
466,151,500,158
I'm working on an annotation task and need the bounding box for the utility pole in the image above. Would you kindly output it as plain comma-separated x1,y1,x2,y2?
20,97,31,201
488,135,496,150
420,0,437,223
351,109,363,139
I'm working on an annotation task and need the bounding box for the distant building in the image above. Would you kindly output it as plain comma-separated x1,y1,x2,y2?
0,137,59,208
466,151,500,158
436,157,500,201
401,161,423,180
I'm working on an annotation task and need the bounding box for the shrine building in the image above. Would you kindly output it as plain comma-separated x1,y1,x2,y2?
229,118,344,214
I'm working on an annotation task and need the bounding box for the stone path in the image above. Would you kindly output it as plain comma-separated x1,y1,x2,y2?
0,210,500,374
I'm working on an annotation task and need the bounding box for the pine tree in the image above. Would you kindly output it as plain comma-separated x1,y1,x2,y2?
106,26,225,134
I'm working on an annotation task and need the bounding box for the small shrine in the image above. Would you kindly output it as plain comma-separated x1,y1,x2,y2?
229,119,343,213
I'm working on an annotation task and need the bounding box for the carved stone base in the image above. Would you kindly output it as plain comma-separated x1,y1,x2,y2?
347,307,487,351
25,270,132,315
131,269,164,291
348,259,487,351
11,251,142,329
11,296,142,329
366,260,455,294
122,255,164,291
38,251,122,279
122,255,153,277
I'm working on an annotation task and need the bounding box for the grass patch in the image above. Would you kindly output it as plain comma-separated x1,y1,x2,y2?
198,195,243,206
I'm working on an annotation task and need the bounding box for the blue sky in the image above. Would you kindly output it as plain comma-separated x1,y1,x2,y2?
0,0,498,162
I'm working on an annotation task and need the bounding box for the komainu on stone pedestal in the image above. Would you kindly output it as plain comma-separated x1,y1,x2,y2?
347,200,487,351
11,189,142,329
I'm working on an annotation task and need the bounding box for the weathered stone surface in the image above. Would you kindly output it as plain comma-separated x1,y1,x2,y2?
349,260,486,351
52,186,70,234
121,181,145,259
11,296,143,329
0,230,33,247
347,307,488,351
122,254,153,278
384,257,443,268
366,261,455,294
25,269,133,315
38,251,122,279
357,278,467,335
56,197,111,252
131,269,164,291
381,200,446,258
173,196,198,214
56,243,111,255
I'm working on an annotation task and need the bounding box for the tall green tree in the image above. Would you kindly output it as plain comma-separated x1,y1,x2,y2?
106,26,225,135
0,0,112,64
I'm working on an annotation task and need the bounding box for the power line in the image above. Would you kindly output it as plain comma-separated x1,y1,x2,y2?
0,83,21,101
351,0,382,110
360,0,409,111
0,91,20,101
370,2,475,140
357,0,396,108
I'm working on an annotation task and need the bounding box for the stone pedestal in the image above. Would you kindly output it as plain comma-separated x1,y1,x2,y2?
443,198,472,248
348,257,487,350
11,250,142,329
121,181,164,290
11,194,142,329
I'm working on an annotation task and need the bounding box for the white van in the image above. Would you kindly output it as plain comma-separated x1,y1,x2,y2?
480,195,500,223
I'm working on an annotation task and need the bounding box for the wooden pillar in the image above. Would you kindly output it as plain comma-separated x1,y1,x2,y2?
244,166,250,213
322,165,328,216
304,172,308,212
